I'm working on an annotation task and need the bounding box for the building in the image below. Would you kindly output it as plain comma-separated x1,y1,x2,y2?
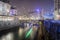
0,0,9,3
54,0,60,20
0,1,19,40
0,0,11,16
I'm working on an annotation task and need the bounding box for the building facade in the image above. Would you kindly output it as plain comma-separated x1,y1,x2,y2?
0,0,11,16
54,0,60,20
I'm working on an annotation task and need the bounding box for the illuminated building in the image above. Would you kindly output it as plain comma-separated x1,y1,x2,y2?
54,0,60,20
0,0,11,16
0,1,19,40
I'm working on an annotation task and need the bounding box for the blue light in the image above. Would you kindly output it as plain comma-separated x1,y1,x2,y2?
43,13,54,19
36,9,40,12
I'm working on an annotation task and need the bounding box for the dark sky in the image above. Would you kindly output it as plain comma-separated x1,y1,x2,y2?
10,0,54,16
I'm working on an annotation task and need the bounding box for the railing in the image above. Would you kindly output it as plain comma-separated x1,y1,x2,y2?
44,20,60,40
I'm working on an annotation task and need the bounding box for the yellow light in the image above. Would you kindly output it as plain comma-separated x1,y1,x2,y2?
39,22,42,24
0,17,14,21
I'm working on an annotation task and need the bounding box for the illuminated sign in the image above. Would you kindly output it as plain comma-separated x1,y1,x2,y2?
10,9,17,16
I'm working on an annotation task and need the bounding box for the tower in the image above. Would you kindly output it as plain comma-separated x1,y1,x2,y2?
54,0,60,20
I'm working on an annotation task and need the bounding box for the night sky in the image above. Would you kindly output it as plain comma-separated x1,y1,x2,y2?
10,0,54,16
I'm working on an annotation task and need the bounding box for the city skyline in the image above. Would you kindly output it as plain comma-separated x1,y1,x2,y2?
10,0,54,16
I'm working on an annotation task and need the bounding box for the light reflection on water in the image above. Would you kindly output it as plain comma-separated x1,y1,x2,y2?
1,32,14,40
